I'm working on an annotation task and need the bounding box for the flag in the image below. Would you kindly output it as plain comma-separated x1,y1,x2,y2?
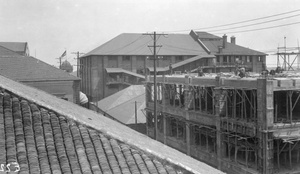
60,50,66,58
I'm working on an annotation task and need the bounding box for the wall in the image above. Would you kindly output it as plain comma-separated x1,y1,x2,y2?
23,80,78,103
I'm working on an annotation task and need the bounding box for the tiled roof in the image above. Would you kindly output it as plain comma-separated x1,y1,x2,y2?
83,33,209,57
0,42,27,54
97,85,146,124
0,75,224,174
0,48,80,81
195,32,267,56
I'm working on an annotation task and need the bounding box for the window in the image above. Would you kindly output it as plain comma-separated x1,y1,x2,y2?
223,56,228,62
258,56,263,62
175,56,183,62
246,56,253,62
122,56,130,61
216,56,220,62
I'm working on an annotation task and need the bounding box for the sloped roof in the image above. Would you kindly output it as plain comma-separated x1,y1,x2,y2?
106,68,145,79
148,54,215,72
97,85,146,124
83,33,209,57
196,32,222,40
0,45,22,56
196,32,266,56
0,47,79,81
0,75,224,174
0,42,27,54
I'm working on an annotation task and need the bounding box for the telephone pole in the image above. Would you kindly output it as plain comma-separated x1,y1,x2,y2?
71,51,85,77
143,31,167,140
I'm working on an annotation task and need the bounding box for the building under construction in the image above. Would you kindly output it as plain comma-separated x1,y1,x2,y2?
145,73,300,174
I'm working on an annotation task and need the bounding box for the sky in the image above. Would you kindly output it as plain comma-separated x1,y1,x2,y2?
0,0,300,69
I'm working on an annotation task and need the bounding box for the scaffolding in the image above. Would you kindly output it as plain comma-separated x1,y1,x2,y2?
145,75,300,174
276,46,300,71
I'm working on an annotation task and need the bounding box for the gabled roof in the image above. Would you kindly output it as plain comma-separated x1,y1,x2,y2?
0,75,224,174
0,47,79,81
0,42,27,55
196,31,267,56
83,33,209,57
97,85,146,124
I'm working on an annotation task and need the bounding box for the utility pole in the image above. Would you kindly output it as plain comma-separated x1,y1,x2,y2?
71,51,85,77
144,31,167,140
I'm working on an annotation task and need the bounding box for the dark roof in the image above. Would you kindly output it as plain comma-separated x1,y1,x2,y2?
0,42,27,54
196,32,267,56
97,85,146,124
0,47,79,81
83,33,209,57
0,75,224,174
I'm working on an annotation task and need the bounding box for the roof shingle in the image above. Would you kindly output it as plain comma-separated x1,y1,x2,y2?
0,75,224,174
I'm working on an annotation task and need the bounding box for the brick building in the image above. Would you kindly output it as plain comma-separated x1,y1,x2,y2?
80,31,267,102
80,32,211,102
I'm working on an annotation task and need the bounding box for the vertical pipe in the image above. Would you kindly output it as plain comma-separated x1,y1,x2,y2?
277,139,280,169
135,101,137,124
290,91,293,123
153,32,158,140
289,143,292,169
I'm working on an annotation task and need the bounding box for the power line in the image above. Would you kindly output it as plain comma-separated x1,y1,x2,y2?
162,8,300,33
206,13,300,33
102,35,147,54
212,21,300,34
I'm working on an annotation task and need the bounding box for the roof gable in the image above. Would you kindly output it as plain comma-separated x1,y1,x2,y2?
0,75,224,174
84,33,209,56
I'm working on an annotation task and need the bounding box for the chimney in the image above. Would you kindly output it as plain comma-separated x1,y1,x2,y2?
231,36,236,45
222,34,227,48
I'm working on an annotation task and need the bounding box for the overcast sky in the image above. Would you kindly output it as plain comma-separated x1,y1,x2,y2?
1,0,300,68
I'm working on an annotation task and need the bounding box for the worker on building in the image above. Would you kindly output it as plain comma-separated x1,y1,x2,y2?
239,67,245,78
79,91,89,108
169,63,173,75
197,66,204,77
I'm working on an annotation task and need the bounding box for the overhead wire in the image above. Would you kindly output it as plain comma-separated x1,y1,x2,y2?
102,35,148,54
212,21,300,34
161,8,300,33
206,13,300,33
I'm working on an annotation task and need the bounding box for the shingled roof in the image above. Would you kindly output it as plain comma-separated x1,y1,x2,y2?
0,46,79,82
0,75,224,174
83,33,209,57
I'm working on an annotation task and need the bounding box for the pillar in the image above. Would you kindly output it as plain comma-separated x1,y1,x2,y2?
257,79,274,174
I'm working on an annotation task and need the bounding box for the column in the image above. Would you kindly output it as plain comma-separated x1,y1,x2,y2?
257,79,274,174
